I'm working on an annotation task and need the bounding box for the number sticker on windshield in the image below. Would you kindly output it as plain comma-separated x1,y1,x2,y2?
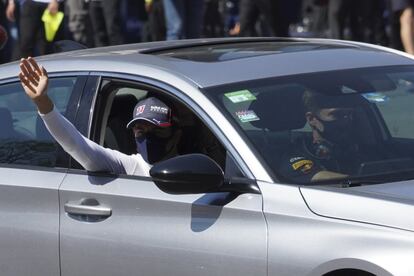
225,90,257,103
235,110,260,123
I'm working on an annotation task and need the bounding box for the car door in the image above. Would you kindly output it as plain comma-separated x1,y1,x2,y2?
59,76,267,276
0,76,85,276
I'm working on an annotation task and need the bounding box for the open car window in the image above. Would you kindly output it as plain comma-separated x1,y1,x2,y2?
204,65,414,185
95,80,242,177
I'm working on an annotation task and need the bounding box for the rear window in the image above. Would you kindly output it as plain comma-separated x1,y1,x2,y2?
0,77,76,167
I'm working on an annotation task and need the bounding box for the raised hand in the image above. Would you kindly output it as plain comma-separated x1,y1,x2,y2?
19,57,48,98
6,1,16,22
19,57,53,114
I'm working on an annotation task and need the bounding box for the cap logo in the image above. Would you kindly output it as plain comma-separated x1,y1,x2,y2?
136,105,145,115
150,105,168,114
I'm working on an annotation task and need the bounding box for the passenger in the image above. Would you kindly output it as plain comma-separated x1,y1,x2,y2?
18,57,181,176
279,91,379,183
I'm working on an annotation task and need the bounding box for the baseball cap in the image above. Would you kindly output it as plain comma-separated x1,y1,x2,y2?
126,97,172,129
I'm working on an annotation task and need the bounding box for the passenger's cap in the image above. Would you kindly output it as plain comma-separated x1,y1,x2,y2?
126,97,172,128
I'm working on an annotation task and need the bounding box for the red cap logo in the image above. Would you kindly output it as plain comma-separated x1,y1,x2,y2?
135,105,145,115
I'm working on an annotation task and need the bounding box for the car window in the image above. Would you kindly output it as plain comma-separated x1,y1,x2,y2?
94,80,235,176
0,78,76,167
374,73,414,139
204,65,414,185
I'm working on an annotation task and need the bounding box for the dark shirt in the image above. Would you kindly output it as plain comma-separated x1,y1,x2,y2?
391,0,414,12
278,135,389,184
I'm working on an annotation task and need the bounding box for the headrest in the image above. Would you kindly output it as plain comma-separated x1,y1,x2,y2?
250,87,306,131
110,94,138,118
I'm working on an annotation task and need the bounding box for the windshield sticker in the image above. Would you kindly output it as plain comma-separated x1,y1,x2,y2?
225,90,257,103
235,110,260,123
362,93,389,103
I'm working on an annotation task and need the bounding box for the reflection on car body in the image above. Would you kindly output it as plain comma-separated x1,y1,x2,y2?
0,38,413,276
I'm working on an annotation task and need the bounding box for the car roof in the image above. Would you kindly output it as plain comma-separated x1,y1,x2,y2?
2,37,414,88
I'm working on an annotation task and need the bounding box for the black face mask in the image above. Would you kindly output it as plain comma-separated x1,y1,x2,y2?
135,132,171,164
318,115,356,146
135,127,181,164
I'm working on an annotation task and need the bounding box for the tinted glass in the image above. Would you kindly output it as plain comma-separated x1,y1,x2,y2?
0,78,76,167
204,66,414,185
155,42,352,62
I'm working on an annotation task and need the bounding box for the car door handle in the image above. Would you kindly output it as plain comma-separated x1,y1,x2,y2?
64,198,112,217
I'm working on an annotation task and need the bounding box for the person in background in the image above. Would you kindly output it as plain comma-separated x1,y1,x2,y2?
89,0,124,46
327,0,387,43
162,0,204,40
237,0,274,37
143,0,166,41
327,0,361,40
5,0,63,58
270,0,301,37
65,0,93,47
237,0,301,37
358,0,388,45
224,0,240,36
203,0,225,38
390,0,414,54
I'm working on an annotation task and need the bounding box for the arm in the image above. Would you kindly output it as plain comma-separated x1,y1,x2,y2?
311,170,347,182
279,153,347,184
400,7,414,55
19,58,140,174
40,107,132,174
6,0,15,22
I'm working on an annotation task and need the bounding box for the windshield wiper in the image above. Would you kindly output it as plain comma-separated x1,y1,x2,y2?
307,177,384,187
337,178,385,187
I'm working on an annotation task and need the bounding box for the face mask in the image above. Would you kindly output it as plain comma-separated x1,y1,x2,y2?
318,115,355,146
135,133,170,164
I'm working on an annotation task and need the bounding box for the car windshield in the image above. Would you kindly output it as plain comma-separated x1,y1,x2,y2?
204,65,414,185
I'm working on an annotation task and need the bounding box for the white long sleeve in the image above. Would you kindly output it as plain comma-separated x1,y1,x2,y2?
40,108,151,176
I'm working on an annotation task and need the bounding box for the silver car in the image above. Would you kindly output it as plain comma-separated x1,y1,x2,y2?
0,38,414,276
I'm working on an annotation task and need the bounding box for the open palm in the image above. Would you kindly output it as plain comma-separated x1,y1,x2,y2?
19,57,49,100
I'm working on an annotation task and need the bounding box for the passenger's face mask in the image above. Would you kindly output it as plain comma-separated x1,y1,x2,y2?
135,127,180,164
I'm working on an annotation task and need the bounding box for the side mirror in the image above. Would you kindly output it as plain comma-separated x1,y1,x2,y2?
150,154,224,194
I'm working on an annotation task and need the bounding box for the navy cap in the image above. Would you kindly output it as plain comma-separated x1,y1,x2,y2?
126,97,172,129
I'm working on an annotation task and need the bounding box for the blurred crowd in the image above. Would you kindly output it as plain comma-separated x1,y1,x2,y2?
1,0,414,64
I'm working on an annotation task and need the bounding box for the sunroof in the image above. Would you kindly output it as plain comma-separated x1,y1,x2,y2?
153,42,355,62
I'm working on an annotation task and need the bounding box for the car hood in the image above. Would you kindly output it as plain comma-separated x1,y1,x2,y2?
300,180,414,232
